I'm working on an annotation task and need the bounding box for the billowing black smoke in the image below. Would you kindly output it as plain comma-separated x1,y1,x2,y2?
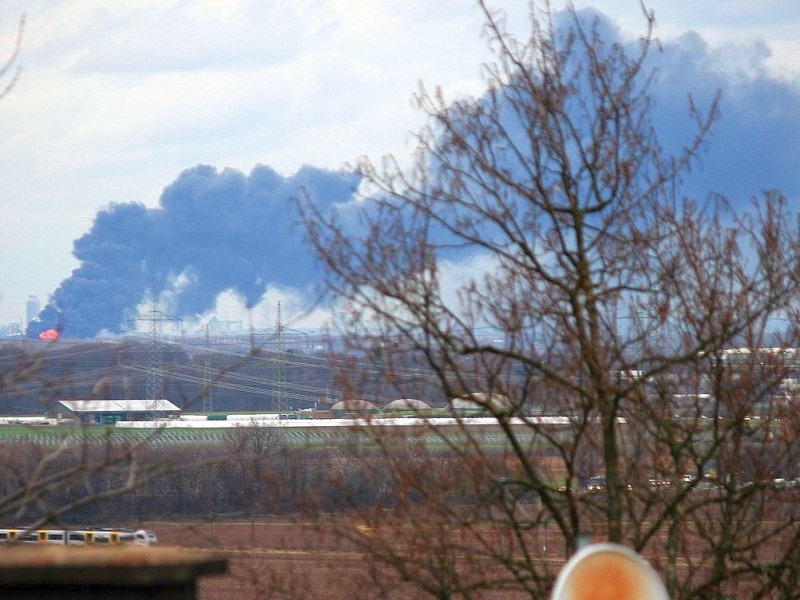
29,164,360,339
27,11,800,340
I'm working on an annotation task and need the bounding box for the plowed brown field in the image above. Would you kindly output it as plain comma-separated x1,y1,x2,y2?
151,519,559,599
151,520,401,600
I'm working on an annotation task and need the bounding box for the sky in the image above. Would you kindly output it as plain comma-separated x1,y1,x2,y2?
0,1,798,334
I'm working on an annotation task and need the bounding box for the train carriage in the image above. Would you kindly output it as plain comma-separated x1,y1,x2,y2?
0,527,157,546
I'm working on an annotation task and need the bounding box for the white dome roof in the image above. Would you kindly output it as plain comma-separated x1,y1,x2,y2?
384,398,432,411
331,399,378,411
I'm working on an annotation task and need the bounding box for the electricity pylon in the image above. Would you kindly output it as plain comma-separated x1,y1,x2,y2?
274,301,287,415
129,300,181,418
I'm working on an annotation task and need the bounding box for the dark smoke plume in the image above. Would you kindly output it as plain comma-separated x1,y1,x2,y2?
29,164,360,339
27,11,800,339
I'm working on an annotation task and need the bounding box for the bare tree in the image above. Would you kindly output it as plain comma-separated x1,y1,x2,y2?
0,15,157,531
224,421,290,514
300,1,800,597
0,13,23,102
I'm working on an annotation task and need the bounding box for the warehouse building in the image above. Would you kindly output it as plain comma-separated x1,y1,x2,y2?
52,399,181,424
